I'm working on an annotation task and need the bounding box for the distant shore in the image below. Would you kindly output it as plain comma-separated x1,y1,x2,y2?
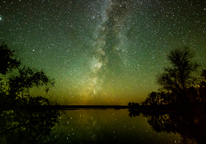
40,105,129,110
5,104,206,115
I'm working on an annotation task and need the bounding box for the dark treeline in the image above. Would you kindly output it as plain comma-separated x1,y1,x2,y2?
0,42,60,143
129,47,206,111
128,102,139,108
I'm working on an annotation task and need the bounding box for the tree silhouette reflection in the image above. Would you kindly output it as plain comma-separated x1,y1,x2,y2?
128,109,140,117
136,111,206,144
0,108,60,144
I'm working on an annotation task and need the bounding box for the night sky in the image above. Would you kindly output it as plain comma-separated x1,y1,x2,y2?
0,0,206,105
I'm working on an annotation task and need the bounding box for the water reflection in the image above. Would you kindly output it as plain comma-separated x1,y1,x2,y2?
130,110,206,144
51,110,181,144
2,108,205,144
0,108,60,144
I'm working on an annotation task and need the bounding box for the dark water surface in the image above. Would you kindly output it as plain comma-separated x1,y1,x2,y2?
51,109,181,144
1,108,206,144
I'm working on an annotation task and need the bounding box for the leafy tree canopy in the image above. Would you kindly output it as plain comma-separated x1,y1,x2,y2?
0,42,54,108
157,47,200,95
0,42,21,75
142,47,206,106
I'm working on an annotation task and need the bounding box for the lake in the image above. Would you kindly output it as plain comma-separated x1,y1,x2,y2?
1,108,205,144
49,109,182,144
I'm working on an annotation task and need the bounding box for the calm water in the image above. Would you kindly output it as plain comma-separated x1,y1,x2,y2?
1,108,206,144
50,109,182,144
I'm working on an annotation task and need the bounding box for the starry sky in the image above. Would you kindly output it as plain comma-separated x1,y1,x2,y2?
0,0,206,105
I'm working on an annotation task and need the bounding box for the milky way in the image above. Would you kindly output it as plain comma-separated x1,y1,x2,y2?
82,0,132,102
0,0,206,104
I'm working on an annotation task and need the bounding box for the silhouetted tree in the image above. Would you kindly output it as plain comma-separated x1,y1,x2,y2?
157,47,200,104
141,91,170,106
149,92,159,106
141,97,150,106
198,70,206,103
0,42,54,108
0,42,21,75
200,70,206,90
128,102,139,108
134,103,139,107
